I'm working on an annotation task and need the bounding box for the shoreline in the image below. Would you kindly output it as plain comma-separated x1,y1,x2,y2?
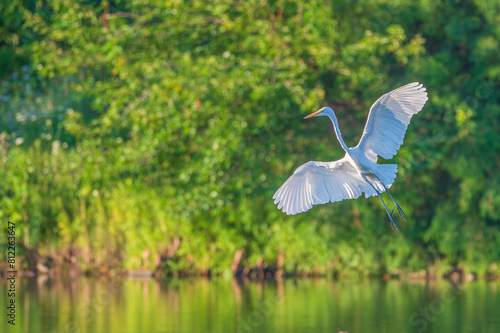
0,259,498,283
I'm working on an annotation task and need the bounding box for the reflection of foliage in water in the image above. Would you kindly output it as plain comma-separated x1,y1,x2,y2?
0,278,498,333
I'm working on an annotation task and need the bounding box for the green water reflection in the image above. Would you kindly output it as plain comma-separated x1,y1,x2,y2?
1,277,499,333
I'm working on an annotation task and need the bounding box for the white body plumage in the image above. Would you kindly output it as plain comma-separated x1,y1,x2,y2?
273,82,428,229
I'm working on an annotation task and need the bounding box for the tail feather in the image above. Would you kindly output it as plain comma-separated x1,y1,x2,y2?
362,164,399,199
377,164,398,188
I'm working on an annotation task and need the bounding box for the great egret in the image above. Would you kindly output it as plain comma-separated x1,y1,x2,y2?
273,82,428,230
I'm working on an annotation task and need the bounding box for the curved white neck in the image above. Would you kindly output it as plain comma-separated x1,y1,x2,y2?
327,114,349,152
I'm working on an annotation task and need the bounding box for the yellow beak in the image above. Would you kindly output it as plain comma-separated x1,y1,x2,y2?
304,110,322,119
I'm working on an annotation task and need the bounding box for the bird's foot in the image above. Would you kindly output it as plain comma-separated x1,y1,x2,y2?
389,209,399,232
395,203,407,223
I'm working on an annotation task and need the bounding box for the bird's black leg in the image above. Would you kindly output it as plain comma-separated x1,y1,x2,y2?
378,192,400,231
362,175,399,231
386,189,407,222
374,176,407,223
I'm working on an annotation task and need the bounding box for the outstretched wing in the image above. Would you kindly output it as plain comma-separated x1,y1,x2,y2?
356,82,428,162
273,158,378,215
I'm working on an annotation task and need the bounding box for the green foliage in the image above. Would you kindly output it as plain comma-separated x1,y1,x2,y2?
0,0,499,276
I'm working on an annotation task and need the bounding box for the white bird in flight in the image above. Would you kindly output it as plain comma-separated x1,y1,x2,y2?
273,82,428,230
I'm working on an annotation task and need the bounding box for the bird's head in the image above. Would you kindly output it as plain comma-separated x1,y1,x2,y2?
303,107,335,120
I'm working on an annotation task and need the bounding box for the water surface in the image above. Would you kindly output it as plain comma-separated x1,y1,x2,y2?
1,277,499,333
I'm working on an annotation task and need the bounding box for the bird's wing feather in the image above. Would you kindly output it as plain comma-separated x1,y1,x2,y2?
273,158,377,215
356,82,428,162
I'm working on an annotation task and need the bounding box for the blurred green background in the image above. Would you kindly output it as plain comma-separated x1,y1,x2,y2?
0,0,499,277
